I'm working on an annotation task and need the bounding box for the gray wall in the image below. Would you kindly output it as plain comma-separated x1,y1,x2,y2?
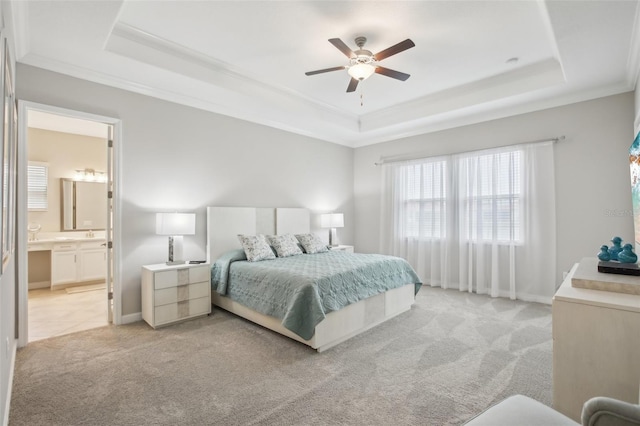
16,64,354,318
354,92,636,286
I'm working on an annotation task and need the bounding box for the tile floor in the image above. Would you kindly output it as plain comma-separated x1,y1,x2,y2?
28,285,109,342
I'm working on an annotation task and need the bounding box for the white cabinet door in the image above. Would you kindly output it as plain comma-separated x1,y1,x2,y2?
51,250,78,285
79,248,106,281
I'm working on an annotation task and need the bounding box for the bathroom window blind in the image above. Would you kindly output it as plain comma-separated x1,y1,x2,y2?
28,162,48,211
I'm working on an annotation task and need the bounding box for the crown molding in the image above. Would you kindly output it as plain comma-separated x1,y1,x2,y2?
20,50,633,150
352,82,633,148
18,52,362,146
359,58,565,133
4,0,29,60
106,23,358,129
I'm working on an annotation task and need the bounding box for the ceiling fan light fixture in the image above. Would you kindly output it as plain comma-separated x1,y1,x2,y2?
305,36,415,92
348,63,376,80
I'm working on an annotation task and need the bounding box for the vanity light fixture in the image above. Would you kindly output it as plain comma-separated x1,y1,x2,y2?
156,212,196,265
320,213,344,247
74,168,107,183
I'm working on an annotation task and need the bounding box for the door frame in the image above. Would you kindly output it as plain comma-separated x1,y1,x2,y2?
17,101,123,347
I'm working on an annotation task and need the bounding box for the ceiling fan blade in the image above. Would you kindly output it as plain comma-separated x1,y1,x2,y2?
329,38,356,59
346,77,359,92
375,66,411,81
305,66,346,76
374,39,415,61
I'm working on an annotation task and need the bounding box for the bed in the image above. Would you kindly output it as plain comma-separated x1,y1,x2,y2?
206,206,421,352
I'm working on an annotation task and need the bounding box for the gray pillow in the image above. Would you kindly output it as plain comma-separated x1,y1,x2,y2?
267,234,303,258
295,233,328,254
237,234,276,262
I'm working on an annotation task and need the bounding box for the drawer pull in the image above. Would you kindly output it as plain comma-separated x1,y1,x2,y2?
177,285,189,302
177,300,189,318
177,269,189,285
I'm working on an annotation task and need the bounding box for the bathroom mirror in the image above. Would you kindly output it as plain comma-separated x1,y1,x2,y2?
60,179,107,231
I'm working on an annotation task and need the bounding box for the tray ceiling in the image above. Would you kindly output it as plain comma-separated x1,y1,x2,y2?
7,1,640,147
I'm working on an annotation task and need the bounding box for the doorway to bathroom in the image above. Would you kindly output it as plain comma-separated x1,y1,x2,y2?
17,102,121,346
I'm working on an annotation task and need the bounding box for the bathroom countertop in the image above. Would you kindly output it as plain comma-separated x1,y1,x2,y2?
27,236,106,251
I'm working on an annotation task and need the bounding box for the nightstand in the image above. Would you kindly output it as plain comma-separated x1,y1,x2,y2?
330,245,354,253
141,262,211,329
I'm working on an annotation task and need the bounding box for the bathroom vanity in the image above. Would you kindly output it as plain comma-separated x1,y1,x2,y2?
28,234,107,289
27,177,108,290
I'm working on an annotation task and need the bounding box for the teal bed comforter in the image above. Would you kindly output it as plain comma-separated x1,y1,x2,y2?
211,249,422,340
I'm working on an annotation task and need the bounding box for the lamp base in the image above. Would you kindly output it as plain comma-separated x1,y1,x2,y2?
329,228,339,247
167,236,186,265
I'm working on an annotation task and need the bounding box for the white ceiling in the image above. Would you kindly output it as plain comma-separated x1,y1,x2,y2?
28,110,109,139
7,1,640,147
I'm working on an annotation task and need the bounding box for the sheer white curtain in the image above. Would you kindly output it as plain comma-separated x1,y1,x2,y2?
380,142,556,303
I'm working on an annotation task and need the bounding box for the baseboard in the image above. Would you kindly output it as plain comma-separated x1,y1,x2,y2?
120,312,142,324
27,280,50,290
494,290,551,305
423,283,552,305
51,279,103,291
3,340,16,426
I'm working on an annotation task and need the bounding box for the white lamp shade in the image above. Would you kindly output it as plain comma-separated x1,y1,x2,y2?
156,213,196,236
320,213,344,228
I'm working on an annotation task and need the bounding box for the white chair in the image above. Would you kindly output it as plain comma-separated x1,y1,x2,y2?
464,394,640,426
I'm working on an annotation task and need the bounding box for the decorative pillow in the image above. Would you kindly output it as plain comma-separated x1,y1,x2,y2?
295,233,329,254
266,234,303,258
237,234,276,262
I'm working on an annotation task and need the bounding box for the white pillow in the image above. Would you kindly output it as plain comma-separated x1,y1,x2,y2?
295,233,328,254
266,234,303,258
237,234,276,262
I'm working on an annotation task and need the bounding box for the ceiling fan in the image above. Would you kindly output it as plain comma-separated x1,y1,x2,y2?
305,36,415,93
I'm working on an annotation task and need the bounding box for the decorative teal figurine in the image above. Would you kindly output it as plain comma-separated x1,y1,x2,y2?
597,245,610,261
618,243,638,264
608,236,623,261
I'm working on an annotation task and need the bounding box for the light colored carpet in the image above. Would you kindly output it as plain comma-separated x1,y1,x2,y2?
9,286,552,426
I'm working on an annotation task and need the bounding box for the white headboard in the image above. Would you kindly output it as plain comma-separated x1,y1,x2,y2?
276,207,310,235
206,207,311,262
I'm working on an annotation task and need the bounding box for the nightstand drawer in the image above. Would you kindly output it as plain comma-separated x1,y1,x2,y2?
154,281,209,306
189,265,210,283
154,296,211,325
154,265,210,290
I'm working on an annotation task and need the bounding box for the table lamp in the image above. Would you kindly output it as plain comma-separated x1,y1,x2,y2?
320,213,344,247
156,212,196,265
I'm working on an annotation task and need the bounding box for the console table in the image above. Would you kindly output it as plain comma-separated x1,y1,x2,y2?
552,259,640,421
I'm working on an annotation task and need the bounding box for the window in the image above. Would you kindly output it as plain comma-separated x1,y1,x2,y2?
381,141,555,301
398,148,522,243
28,162,48,211
462,150,522,243
404,159,447,239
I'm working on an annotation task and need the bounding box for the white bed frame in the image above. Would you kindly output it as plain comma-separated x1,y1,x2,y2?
206,206,416,352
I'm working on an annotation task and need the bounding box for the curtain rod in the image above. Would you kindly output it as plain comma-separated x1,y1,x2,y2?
374,135,565,166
